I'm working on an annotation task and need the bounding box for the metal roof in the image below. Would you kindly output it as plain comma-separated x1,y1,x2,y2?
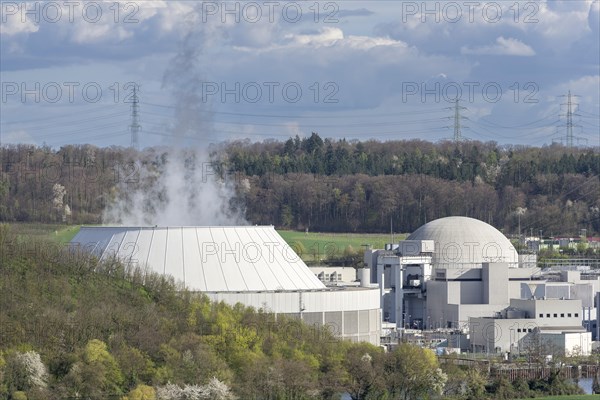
71,226,326,292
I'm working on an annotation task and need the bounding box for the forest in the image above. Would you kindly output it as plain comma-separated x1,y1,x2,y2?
0,135,598,235
0,225,588,399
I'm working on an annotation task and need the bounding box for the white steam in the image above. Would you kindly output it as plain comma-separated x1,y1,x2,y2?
102,149,245,226
103,4,246,227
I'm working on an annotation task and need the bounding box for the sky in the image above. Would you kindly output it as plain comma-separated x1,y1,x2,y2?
1,0,599,149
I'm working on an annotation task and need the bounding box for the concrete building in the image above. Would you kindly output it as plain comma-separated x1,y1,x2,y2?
309,266,358,286
470,298,591,356
364,217,536,330
71,226,381,345
363,216,596,351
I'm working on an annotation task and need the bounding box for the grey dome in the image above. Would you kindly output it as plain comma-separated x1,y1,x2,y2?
407,216,518,268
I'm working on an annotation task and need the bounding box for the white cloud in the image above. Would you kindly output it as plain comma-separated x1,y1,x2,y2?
71,23,132,44
0,8,39,36
461,37,535,56
235,27,408,53
552,75,600,104
285,27,344,47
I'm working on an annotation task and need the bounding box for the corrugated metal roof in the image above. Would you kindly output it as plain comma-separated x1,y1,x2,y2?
71,226,326,292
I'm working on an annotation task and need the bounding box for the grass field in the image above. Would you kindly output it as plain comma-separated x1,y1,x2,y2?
6,223,81,242
278,229,406,263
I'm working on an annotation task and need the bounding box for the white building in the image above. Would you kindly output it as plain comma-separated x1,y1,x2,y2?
309,266,358,286
71,226,382,345
470,298,591,356
364,217,533,330
363,216,595,352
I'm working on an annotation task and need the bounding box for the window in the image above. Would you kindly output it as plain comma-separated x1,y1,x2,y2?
575,313,579,317
554,313,558,317
546,313,551,317
539,313,544,318
528,329,532,333
338,274,342,280
568,313,572,317
561,313,565,317
517,329,521,333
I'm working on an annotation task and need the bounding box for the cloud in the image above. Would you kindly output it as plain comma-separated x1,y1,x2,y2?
591,1,600,33
461,37,535,56
337,8,374,18
0,8,39,36
286,27,344,47
235,27,409,53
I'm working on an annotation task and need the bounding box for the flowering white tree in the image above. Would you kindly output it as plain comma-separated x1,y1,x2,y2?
155,378,236,400
52,183,66,210
205,377,236,400
430,367,448,396
7,351,48,391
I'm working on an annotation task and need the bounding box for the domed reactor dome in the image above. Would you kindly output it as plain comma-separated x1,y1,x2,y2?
407,216,518,268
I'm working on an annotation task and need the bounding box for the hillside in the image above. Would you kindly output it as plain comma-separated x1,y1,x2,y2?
0,224,431,399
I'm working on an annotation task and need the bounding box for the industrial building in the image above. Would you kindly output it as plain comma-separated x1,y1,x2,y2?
71,226,381,345
470,298,591,356
363,216,535,330
362,216,597,355
309,266,358,286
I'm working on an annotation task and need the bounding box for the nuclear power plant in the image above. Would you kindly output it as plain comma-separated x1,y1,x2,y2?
362,216,596,355
72,217,598,355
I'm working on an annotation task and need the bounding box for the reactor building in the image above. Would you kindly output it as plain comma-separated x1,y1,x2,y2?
363,216,596,355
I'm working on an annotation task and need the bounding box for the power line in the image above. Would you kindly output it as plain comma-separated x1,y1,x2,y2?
140,101,447,119
0,104,125,125
0,111,130,131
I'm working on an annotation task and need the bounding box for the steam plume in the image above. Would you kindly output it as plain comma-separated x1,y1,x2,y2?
103,5,246,226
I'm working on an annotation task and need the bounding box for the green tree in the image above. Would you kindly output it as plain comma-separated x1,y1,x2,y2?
464,369,487,400
121,384,155,400
63,339,124,399
344,345,385,400
384,344,446,400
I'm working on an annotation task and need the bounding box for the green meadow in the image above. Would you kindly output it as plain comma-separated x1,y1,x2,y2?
277,229,406,263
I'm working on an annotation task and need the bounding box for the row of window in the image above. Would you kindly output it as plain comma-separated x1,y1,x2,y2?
517,328,533,333
316,273,343,282
538,312,578,318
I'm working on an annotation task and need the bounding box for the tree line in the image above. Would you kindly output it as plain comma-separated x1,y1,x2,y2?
0,137,598,234
220,134,599,234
